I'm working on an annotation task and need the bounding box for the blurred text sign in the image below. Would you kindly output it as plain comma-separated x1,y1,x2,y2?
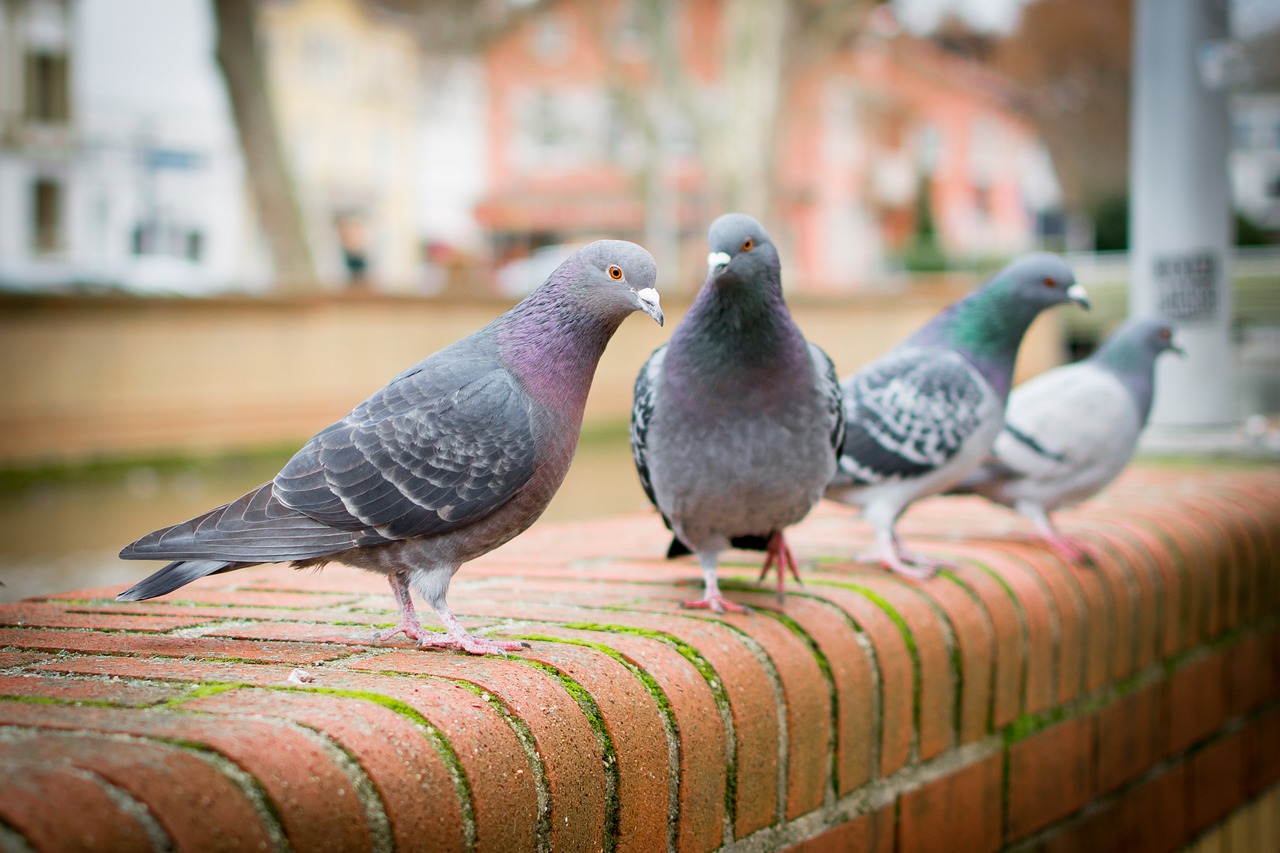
1153,249,1221,322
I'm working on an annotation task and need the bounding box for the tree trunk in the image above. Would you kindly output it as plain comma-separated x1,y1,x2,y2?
213,0,318,293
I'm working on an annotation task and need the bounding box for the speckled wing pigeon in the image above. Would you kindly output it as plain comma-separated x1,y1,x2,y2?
119,241,663,655
954,316,1180,564
825,253,1089,580
631,213,845,613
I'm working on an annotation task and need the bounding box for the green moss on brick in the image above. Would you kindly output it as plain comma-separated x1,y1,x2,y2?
519,658,621,853
510,632,682,852
561,621,739,837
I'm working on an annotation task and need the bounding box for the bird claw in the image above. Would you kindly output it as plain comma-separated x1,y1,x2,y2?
373,620,432,644
682,594,750,615
1045,535,1097,567
755,532,802,604
417,631,532,656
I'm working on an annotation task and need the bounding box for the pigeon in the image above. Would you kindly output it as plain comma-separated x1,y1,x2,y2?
954,316,1180,564
631,213,845,613
824,253,1089,580
118,241,663,655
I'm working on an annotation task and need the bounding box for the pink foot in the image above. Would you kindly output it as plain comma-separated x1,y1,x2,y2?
373,618,432,644
756,531,803,603
682,593,750,615
1044,534,1096,567
418,629,532,656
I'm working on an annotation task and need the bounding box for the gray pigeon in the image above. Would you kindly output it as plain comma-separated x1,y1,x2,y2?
118,241,663,655
631,213,845,613
955,316,1180,564
825,253,1089,580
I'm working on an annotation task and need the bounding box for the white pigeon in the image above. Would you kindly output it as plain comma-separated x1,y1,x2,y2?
955,316,1181,564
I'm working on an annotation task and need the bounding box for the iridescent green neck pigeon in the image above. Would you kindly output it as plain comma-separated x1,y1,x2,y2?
956,316,1180,563
631,213,845,613
825,253,1089,579
119,241,663,655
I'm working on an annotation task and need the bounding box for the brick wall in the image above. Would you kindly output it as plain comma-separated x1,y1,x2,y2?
0,464,1277,851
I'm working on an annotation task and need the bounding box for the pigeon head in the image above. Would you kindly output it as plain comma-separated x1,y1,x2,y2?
909,252,1089,397
1091,317,1180,421
704,213,781,291
1092,317,1182,373
544,239,663,327
994,253,1090,313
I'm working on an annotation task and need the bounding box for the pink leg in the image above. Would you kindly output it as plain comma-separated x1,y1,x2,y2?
1021,502,1096,566
417,605,532,656
373,574,433,643
756,530,803,603
683,551,750,614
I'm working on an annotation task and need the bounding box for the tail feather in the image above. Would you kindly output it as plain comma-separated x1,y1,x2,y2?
665,534,771,559
116,559,250,602
120,482,365,563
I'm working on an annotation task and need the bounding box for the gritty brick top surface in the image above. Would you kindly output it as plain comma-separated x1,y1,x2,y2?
1,463,1278,853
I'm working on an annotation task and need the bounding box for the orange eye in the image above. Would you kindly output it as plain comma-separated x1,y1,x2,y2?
1158,328,1171,340
608,265,623,280
1043,277,1056,288
742,238,754,252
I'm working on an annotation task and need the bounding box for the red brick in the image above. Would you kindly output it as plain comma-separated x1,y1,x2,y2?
1073,529,1143,683
0,651,50,669
546,626,726,853
945,557,1024,729
27,647,540,851
521,640,670,852
1244,705,1280,795
701,592,831,820
1012,539,1095,704
1137,506,1215,644
807,582,914,776
205,618,499,646
1167,652,1230,753
0,700,375,851
760,594,876,796
0,674,186,707
0,627,357,665
1188,729,1247,834
1194,496,1253,631
1039,798,1121,853
187,688,468,852
1095,683,1165,794
786,805,893,853
353,650,608,853
1229,630,1280,716
0,754,155,850
897,753,1003,853
849,576,955,761
1,733,275,852
1110,518,1187,658
0,602,212,632
408,595,780,839
1114,763,1191,852
1007,716,1094,841
948,545,1057,715
914,572,994,744
1080,519,1164,672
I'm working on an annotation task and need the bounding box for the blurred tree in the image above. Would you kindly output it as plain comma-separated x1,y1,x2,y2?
992,0,1131,216
213,0,318,292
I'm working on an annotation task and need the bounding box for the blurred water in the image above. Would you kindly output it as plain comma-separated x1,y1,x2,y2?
0,430,646,603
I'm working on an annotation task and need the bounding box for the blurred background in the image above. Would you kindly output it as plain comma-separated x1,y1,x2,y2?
0,0,1277,600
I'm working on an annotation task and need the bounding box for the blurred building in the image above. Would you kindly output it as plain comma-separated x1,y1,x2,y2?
1231,93,1280,230
258,0,426,291
474,1,1056,291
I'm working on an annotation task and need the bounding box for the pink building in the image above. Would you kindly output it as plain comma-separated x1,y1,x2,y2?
475,2,1053,292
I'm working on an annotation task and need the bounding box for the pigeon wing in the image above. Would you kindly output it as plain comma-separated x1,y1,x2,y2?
838,348,987,484
810,341,847,458
629,345,667,516
272,357,537,541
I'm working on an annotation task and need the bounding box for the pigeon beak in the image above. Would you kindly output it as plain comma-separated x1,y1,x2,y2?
635,287,664,326
707,251,731,274
1066,283,1090,310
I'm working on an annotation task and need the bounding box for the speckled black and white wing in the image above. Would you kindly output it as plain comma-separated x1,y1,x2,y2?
835,347,987,485
629,344,666,514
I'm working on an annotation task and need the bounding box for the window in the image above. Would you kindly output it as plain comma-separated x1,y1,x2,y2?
24,52,70,123
32,179,63,254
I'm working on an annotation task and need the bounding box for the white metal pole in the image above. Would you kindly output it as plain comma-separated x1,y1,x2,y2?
1130,0,1236,428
